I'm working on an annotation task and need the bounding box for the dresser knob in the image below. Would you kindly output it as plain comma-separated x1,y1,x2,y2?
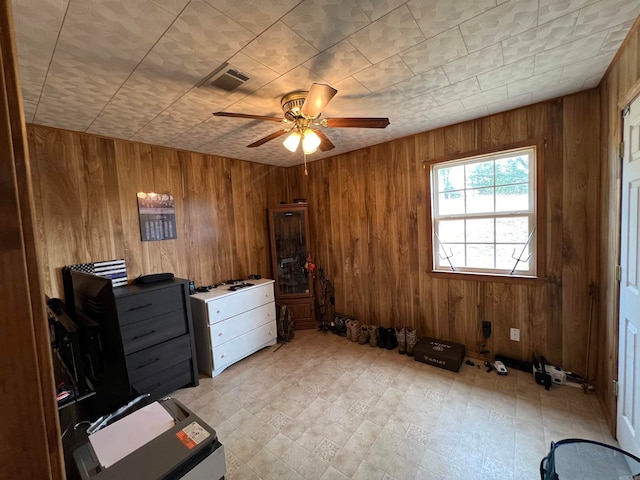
218,332,223,336
269,330,272,335
221,354,225,358
216,310,221,314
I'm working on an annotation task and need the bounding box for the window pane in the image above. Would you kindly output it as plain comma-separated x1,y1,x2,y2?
495,155,529,186
466,187,494,214
438,191,465,215
437,219,464,243
467,244,494,269
466,218,494,243
496,184,529,211
438,165,465,192
495,217,530,242
496,244,529,270
465,161,494,189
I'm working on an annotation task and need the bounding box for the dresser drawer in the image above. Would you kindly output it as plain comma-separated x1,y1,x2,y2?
131,359,193,398
121,310,188,355
206,283,274,324
212,320,276,371
126,334,191,383
116,286,183,326
209,302,275,347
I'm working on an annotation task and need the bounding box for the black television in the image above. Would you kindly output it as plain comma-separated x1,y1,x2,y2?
70,270,131,411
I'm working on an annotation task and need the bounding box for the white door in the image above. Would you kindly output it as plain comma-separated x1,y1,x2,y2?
618,96,640,458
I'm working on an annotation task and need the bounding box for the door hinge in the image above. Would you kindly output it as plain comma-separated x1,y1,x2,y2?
616,265,622,282
619,141,625,159
623,105,631,117
613,379,619,397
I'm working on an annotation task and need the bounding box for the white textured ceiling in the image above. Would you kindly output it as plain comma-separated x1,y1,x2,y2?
12,0,640,167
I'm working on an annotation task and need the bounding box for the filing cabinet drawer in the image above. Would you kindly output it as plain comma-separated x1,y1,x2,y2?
206,283,274,325
209,302,275,347
121,310,188,355
126,334,191,383
212,321,276,372
131,359,193,397
117,286,183,326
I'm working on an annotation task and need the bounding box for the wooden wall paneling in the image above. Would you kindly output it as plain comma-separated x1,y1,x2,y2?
561,91,600,375
478,282,494,356
148,145,183,276
33,127,90,297
426,277,444,340
491,283,520,360
481,107,529,147
0,0,62,476
333,155,351,315
526,284,548,359
544,101,565,365
27,126,53,294
78,134,119,262
230,158,251,277
443,121,479,155
344,151,368,322
364,148,383,325
412,133,432,337
597,17,640,433
114,140,146,279
393,137,414,328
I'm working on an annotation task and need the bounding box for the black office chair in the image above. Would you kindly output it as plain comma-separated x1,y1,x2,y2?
540,438,640,479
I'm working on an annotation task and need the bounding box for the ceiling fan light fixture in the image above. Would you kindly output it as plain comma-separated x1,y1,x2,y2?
302,129,321,154
283,131,301,152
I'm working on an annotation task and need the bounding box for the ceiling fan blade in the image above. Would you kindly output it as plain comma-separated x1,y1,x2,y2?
314,129,335,152
214,112,283,122
301,83,337,118
324,117,390,128
247,129,289,148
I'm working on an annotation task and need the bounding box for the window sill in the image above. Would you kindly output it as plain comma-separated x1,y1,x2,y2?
429,270,547,285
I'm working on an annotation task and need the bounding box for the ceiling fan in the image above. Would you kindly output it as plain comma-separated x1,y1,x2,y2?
213,83,390,155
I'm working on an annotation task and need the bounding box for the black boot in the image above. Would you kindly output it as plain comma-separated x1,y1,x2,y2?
377,326,386,348
385,327,398,350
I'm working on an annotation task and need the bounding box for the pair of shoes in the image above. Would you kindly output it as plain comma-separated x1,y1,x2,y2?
358,325,369,345
377,327,399,350
395,327,406,354
406,328,417,356
346,319,360,342
395,327,417,355
368,325,378,347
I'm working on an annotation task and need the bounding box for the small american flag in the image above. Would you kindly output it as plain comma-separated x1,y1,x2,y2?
67,259,128,287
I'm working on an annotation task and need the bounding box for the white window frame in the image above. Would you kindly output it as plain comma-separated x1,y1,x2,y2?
430,146,537,277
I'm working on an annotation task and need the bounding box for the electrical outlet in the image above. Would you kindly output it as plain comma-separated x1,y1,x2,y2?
510,328,520,342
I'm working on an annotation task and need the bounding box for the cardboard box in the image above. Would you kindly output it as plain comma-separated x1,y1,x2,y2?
414,337,466,372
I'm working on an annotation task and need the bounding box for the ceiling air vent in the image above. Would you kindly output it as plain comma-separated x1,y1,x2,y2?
198,63,250,93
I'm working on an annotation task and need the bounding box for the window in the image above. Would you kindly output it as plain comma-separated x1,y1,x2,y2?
430,146,537,276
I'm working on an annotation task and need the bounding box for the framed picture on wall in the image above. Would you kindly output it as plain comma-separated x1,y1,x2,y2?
136,192,177,241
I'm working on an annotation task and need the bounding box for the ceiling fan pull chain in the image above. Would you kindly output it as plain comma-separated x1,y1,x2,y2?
304,152,308,176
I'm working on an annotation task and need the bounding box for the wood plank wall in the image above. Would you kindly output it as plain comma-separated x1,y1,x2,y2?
27,125,288,299
286,92,601,377
598,17,640,435
0,0,63,477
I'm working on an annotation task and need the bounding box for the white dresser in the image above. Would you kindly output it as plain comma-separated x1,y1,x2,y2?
190,279,276,377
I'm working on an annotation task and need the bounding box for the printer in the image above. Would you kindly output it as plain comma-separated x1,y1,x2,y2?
73,397,225,480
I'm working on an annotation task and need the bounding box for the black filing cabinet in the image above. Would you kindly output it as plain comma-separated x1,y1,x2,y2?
114,278,199,400
70,271,199,412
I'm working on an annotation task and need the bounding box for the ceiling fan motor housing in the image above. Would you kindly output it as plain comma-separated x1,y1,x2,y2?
281,91,309,121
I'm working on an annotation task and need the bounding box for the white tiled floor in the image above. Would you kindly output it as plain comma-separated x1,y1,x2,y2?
171,330,614,480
